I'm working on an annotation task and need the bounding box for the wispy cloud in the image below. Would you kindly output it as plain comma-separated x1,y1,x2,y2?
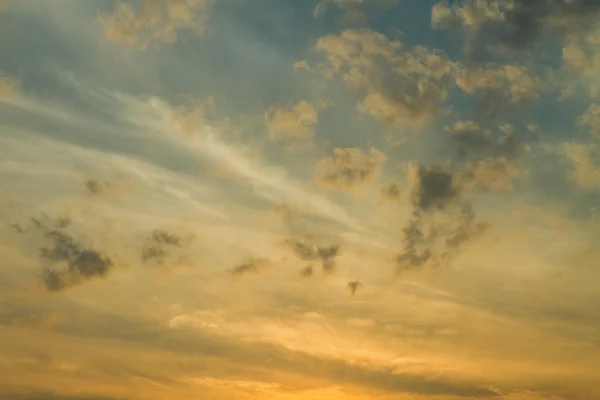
1,1,599,399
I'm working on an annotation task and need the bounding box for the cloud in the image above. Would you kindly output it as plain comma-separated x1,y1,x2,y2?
395,165,464,271
578,103,600,139
454,63,542,116
346,280,362,296
444,120,521,160
230,259,268,278
432,0,600,54
299,265,314,277
395,203,490,272
289,240,319,261
462,157,521,191
265,100,319,141
379,179,402,202
148,97,366,232
314,147,386,190
286,239,341,275
317,244,340,263
393,152,514,272
498,0,600,49
312,29,456,127
562,25,600,95
440,120,526,193
3,3,600,400
408,165,460,211
39,229,113,291
0,73,18,98
100,0,215,48
84,179,105,195
0,391,122,400
564,142,600,189
84,173,132,197
313,0,400,23
432,0,504,34
311,27,541,125
140,229,189,265
9,213,114,291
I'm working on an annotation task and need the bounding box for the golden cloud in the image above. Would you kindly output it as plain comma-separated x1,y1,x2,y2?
265,100,319,141
578,103,600,139
100,0,215,48
564,142,600,189
314,147,387,191
0,73,18,98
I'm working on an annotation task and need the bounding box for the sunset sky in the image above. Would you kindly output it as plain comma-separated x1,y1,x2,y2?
0,1,600,399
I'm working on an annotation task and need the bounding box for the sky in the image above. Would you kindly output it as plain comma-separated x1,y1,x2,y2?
0,0,599,399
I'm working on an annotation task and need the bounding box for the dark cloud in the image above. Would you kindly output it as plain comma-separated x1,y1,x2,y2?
434,0,600,55
395,163,495,273
140,229,183,264
230,259,267,278
412,166,460,211
347,280,362,296
41,268,67,292
442,205,490,255
9,222,26,233
322,260,337,274
380,179,402,202
39,231,82,263
151,230,181,246
56,215,72,229
497,0,600,49
391,118,527,273
299,265,314,278
70,250,112,278
287,240,341,275
37,228,112,292
317,244,340,263
395,218,434,271
84,174,132,196
84,179,106,195
30,216,46,230
289,240,318,261
7,213,72,234
444,121,521,160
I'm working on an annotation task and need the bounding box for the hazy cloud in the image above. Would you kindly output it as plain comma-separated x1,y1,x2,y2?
564,142,600,189
433,0,600,54
455,63,542,117
230,259,269,277
313,30,457,127
100,0,215,48
578,103,600,139
141,229,189,265
1,2,599,399
314,147,386,190
0,73,18,98
394,158,504,272
346,280,362,296
299,265,314,277
379,178,402,202
0,391,122,400
498,0,600,49
313,0,400,23
286,239,341,275
265,100,319,141
444,120,522,160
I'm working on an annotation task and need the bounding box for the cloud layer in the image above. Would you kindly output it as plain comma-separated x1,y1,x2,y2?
0,1,599,399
